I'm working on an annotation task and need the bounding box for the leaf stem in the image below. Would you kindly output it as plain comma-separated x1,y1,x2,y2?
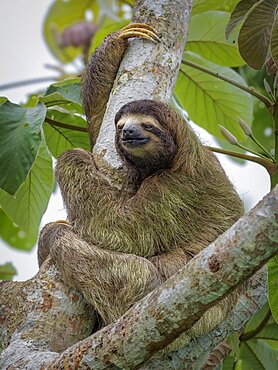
207,146,277,175
0,77,57,91
236,143,270,161
181,59,273,109
44,117,87,133
250,134,276,162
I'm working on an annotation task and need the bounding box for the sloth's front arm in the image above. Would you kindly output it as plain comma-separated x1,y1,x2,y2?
82,23,159,147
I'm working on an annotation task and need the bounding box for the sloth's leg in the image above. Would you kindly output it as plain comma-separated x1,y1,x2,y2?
38,222,161,325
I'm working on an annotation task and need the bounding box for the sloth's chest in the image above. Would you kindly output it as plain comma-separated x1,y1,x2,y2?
70,192,179,258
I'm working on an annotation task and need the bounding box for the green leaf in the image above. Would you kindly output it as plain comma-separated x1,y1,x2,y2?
40,79,84,114
271,12,278,68
0,262,17,281
240,339,278,370
256,323,278,341
192,0,241,15
0,209,37,251
0,97,7,106
44,109,89,158
238,0,278,69
243,304,270,333
89,18,129,54
225,0,261,39
43,0,99,63
230,332,240,359
268,256,278,324
0,101,46,195
176,52,253,139
221,355,236,369
0,144,54,234
186,11,245,67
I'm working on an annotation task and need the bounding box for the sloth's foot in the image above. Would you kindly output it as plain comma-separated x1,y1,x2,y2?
118,23,160,43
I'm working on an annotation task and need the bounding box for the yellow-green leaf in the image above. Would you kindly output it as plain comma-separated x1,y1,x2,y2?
176,52,253,139
186,11,245,67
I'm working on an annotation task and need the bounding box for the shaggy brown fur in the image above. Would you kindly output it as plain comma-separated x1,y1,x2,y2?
38,24,243,339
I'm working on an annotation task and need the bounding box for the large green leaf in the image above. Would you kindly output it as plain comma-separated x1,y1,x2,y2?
268,256,278,324
186,11,245,67
44,109,89,158
0,263,17,281
176,52,253,139
0,209,37,251
271,12,278,67
0,101,46,195
43,0,99,63
240,339,278,370
45,78,82,103
238,0,278,69
225,0,261,39
41,78,84,114
0,144,54,234
192,0,241,15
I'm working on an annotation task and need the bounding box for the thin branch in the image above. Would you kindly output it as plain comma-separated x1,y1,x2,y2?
44,117,88,132
0,77,57,91
181,59,273,109
207,146,277,175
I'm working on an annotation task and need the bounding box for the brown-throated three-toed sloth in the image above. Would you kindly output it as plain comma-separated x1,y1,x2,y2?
38,24,243,338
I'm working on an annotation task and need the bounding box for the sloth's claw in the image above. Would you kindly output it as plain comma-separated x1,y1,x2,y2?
54,220,71,226
119,23,160,43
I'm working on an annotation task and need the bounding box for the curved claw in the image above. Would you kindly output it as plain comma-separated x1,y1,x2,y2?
54,220,71,226
119,23,160,43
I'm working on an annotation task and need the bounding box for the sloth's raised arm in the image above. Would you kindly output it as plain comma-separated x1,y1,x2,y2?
81,23,159,147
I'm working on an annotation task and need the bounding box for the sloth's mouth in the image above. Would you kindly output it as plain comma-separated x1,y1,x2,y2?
122,137,149,147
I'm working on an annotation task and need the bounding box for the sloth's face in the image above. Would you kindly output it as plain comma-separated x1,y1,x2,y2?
115,113,177,176
117,113,163,151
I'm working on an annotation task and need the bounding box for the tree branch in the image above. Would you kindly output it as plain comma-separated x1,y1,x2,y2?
1,186,276,369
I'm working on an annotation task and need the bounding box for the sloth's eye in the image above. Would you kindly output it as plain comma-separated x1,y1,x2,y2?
117,124,124,130
144,124,153,130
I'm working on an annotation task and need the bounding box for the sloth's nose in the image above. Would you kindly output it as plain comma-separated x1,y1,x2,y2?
123,123,141,139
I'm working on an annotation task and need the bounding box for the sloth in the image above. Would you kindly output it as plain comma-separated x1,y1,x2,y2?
38,24,243,337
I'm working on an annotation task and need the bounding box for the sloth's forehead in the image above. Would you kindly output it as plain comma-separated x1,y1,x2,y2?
117,113,161,128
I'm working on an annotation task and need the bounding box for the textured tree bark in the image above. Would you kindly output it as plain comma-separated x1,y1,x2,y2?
1,187,275,369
